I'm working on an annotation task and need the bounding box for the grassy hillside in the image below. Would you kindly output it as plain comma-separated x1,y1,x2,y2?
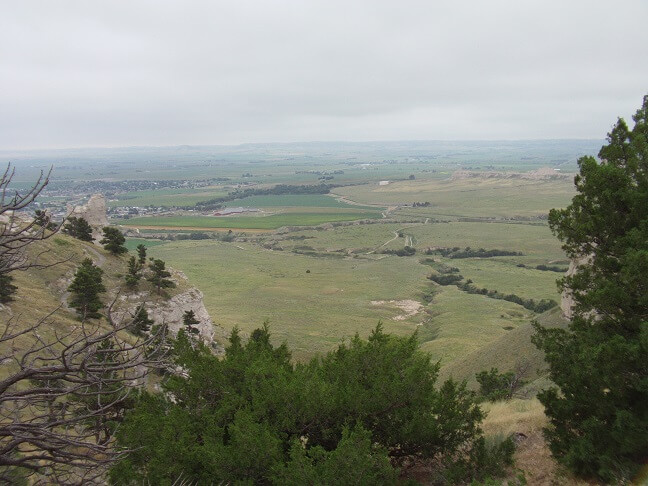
439,307,569,387
1,233,194,365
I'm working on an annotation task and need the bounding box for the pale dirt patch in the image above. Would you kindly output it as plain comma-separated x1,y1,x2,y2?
371,299,423,321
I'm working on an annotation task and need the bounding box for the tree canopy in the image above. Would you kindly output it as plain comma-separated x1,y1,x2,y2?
533,95,648,482
110,325,513,485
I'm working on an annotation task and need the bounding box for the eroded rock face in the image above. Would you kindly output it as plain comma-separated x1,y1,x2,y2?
67,194,109,241
116,287,225,352
560,255,592,319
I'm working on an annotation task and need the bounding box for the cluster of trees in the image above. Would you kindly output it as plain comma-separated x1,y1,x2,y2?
427,246,523,259
456,280,557,313
0,169,168,483
110,324,514,485
427,273,557,313
516,263,568,273
194,183,337,210
382,245,416,256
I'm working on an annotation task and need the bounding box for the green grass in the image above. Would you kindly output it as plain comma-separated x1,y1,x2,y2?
122,211,382,230
438,307,568,387
109,187,229,207
334,178,575,218
124,237,169,251
226,194,382,211
145,240,432,361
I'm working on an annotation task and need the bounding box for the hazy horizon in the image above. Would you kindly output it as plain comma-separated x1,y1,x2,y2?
3,1,646,150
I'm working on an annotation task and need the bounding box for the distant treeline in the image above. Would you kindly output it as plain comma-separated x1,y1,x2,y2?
517,263,568,273
381,246,416,257
194,183,338,210
426,246,523,259
428,273,557,313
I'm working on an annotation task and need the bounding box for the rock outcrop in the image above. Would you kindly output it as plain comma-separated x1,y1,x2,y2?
67,194,109,241
560,255,592,319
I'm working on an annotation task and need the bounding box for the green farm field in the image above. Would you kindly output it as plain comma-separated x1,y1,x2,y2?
225,194,382,210
103,150,584,378
334,177,576,218
122,210,382,230
109,187,230,207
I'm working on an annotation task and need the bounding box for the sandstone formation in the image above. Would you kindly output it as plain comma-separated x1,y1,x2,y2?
67,194,109,241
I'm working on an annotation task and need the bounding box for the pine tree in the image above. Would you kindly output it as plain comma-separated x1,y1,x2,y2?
68,258,106,320
100,227,128,255
63,217,94,242
129,306,154,336
533,95,648,482
0,273,17,304
182,310,201,336
124,256,142,289
136,244,147,265
147,259,175,295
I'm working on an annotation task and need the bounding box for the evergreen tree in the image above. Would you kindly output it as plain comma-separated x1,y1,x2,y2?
34,209,57,231
129,306,154,337
100,227,128,255
124,256,142,289
147,259,175,295
68,258,106,320
110,325,513,485
0,273,17,304
63,217,94,242
533,95,648,482
182,310,201,336
136,244,147,265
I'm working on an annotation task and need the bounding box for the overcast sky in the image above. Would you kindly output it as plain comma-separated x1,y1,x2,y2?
1,1,647,149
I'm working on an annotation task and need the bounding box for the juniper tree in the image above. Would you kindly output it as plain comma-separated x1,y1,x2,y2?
533,95,648,482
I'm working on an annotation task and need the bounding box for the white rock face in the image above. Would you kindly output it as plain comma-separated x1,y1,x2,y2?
116,287,223,350
68,194,109,241
148,288,216,343
560,255,592,319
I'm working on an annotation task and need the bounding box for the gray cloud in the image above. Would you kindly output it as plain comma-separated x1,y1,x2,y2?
1,0,647,149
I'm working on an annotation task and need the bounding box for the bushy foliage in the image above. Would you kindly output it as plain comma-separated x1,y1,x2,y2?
383,246,416,256
147,259,175,294
428,273,464,285
475,368,527,402
68,258,105,319
100,227,128,255
110,325,513,484
124,256,142,289
63,216,94,242
533,95,648,482
427,247,523,259
129,306,154,336
136,244,147,265
0,273,17,303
